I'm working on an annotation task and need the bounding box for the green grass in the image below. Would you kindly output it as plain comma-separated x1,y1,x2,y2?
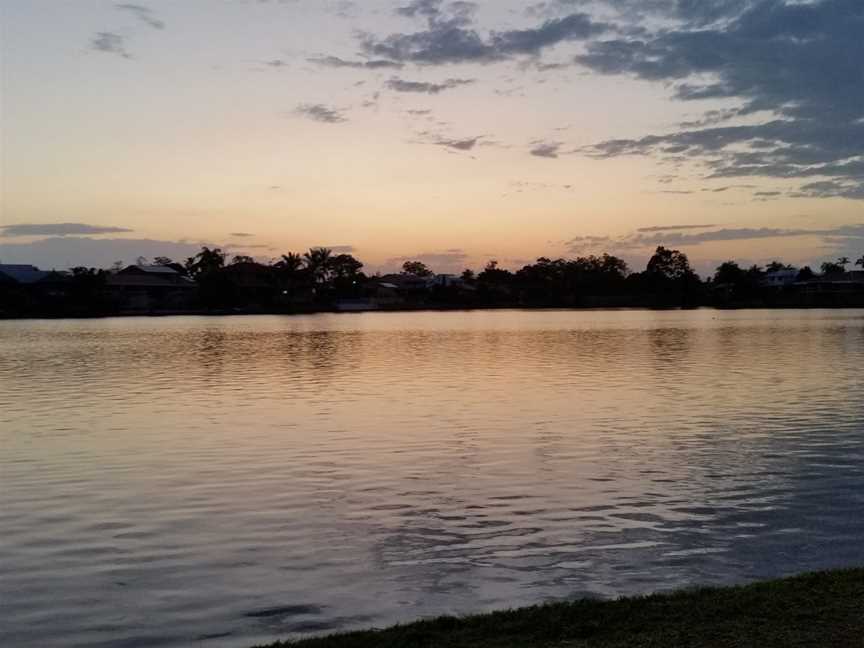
255,568,864,648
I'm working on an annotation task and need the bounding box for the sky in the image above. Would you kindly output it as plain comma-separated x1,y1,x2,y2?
1,0,862,275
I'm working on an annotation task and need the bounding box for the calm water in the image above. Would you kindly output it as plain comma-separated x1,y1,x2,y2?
2,309,864,647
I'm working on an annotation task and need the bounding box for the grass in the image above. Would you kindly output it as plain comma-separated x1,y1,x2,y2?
255,568,864,648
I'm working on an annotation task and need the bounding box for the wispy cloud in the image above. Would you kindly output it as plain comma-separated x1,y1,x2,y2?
90,32,132,59
307,56,403,70
566,223,864,256
385,77,474,94
636,224,719,233
116,3,165,30
529,141,563,158
0,223,134,237
293,103,348,123
436,136,480,151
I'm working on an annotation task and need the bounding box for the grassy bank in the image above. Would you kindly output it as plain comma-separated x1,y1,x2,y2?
257,568,864,648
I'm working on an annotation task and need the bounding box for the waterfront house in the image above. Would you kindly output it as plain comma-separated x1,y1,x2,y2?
107,264,195,312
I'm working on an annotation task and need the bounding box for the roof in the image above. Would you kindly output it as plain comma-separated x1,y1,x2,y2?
107,274,194,289
120,264,181,275
0,264,51,284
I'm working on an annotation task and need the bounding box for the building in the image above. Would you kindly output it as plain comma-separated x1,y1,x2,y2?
0,264,52,284
761,269,799,288
107,265,195,312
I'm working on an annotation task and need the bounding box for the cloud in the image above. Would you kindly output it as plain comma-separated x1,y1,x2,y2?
636,224,719,233
90,32,132,58
385,248,469,273
293,103,348,123
0,237,216,270
317,245,356,253
307,55,404,69
264,59,289,68
385,77,474,94
566,222,864,256
361,3,610,65
529,141,562,158
0,223,133,237
116,3,165,30
576,0,864,199
436,136,480,151
230,232,254,238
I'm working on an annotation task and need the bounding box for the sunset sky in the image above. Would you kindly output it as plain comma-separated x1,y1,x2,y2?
1,0,862,275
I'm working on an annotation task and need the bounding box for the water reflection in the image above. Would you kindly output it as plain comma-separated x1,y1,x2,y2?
1,309,863,648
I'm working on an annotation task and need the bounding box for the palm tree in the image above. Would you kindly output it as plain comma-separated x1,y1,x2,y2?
303,247,333,286
837,256,850,268
856,255,864,269
277,252,303,275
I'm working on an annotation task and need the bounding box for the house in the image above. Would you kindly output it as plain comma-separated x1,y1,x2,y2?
0,264,52,284
761,269,798,288
221,262,276,306
107,264,195,312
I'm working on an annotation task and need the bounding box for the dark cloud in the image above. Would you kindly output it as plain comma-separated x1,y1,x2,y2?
385,248,469,273
293,103,348,123
362,2,609,64
0,237,215,270
436,136,480,151
307,56,404,70
385,77,474,94
529,141,562,158
567,222,864,256
264,59,289,68
318,245,357,253
116,3,165,29
577,0,864,199
230,232,254,238
0,223,133,237
636,224,719,233
90,32,131,58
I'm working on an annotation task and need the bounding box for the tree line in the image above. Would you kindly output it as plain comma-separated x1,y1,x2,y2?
3,245,863,317
150,245,864,309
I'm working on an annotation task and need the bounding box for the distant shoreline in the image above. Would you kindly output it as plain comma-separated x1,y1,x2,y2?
4,302,864,322
255,568,864,648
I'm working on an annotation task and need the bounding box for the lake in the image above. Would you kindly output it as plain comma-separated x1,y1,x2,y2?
2,309,864,647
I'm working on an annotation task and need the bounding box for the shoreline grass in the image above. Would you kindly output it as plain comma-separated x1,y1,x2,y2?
256,568,864,648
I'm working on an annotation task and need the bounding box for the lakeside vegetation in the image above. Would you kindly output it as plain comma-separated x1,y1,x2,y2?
256,568,864,648
2,246,864,317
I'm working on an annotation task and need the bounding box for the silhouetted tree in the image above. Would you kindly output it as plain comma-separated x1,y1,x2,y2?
642,246,700,305
276,253,303,275
766,261,793,273
304,247,333,287
331,254,363,280
647,246,695,281
231,255,255,265
330,254,365,297
461,269,475,283
797,266,815,281
186,247,226,279
402,260,433,277
714,261,746,285
856,255,864,269
821,260,845,276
